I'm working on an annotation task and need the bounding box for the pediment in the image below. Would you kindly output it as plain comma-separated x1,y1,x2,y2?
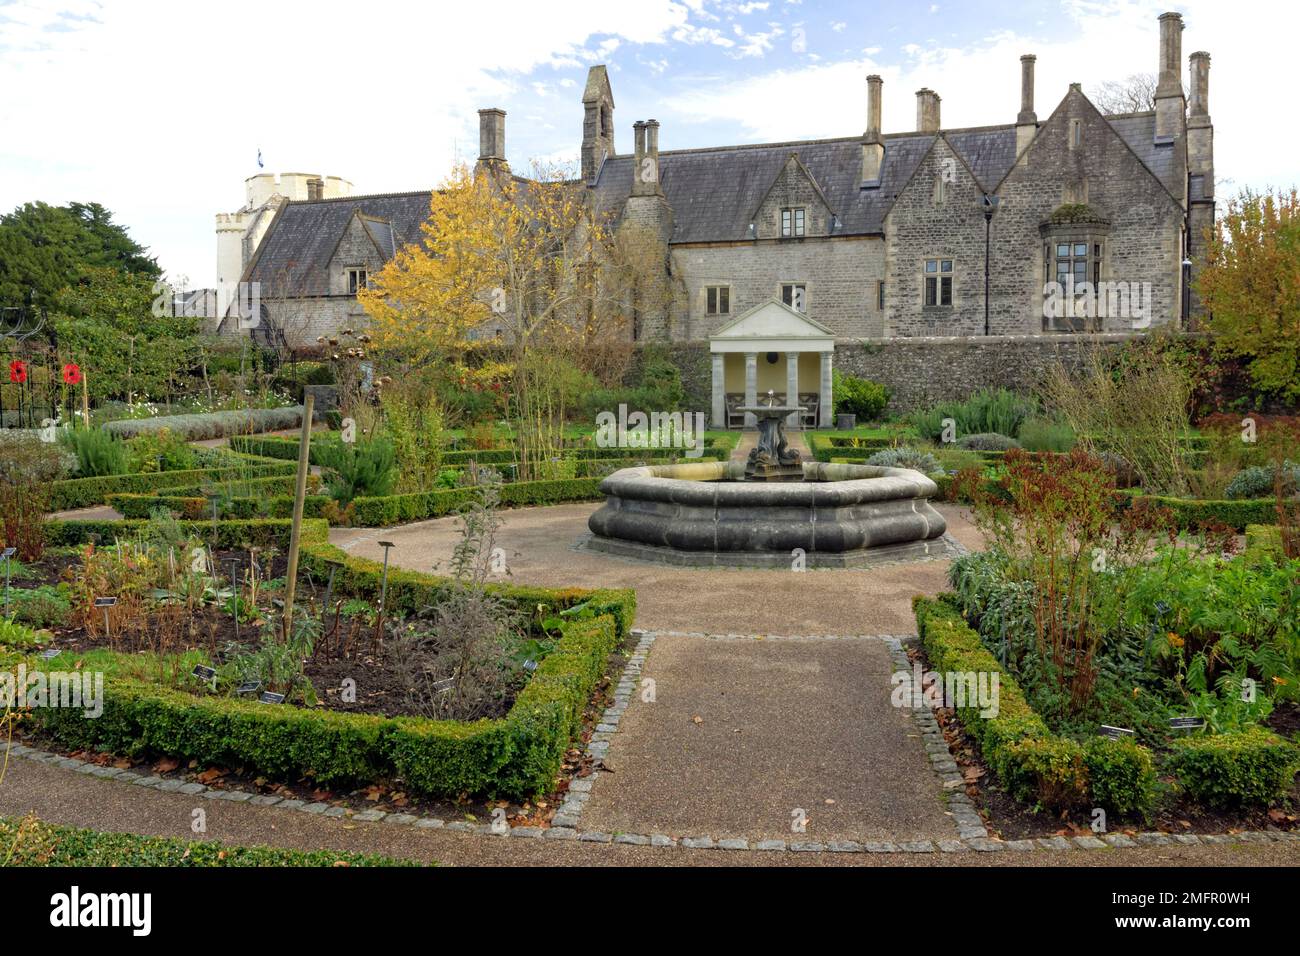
710,299,836,341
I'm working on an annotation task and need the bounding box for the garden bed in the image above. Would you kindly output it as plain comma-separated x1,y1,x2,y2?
6,516,636,800
914,595,1300,826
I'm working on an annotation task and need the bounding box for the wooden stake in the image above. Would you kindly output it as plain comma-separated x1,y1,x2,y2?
81,368,90,429
281,394,315,639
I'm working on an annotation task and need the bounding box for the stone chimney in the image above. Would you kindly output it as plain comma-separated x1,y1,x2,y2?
581,65,615,184
861,74,884,185
632,119,663,197
1154,12,1185,142
1189,50,1211,126
916,89,941,133
306,176,324,201
477,108,507,165
1186,50,1214,321
1016,55,1037,154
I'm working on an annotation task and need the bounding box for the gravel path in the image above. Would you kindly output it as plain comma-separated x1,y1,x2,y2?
329,502,982,634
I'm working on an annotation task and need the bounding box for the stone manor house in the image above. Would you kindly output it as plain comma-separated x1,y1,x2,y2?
216,11,1214,426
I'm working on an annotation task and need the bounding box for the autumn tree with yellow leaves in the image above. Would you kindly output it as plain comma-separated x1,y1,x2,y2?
360,160,667,478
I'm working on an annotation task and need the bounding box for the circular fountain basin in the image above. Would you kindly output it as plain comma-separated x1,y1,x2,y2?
583,461,952,569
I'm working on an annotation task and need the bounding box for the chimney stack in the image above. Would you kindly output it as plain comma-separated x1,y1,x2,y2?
916,89,940,133
1154,12,1185,141
861,74,884,185
631,119,663,196
477,108,507,165
1189,50,1211,123
1016,55,1038,155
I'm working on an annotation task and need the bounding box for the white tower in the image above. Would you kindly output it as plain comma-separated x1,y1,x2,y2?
215,172,353,286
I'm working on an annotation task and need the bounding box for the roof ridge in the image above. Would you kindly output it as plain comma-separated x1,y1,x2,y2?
605,124,1016,161
286,190,432,204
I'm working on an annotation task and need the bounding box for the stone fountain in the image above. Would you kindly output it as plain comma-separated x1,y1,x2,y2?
737,389,804,482
582,392,956,567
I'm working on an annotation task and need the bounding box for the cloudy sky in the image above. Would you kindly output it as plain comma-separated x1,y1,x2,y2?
1,0,1293,287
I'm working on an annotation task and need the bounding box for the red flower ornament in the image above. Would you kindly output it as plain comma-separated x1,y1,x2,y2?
62,363,82,385
8,360,27,384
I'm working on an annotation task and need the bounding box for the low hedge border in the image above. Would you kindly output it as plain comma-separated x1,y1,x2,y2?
230,434,729,468
915,595,1298,812
0,815,419,867
49,461,298,510
915,595,1156,816
1168,727,1300,807
43,517,309,551
349,476,607,527
41,518,637,638
1114,490,1281,531
18,609,622,799
28,516,636,796
108,492,333,521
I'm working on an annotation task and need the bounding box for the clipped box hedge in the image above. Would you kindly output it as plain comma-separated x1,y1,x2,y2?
103,406,305,441
23,613,620,798
230,434,729,469
48,460,298,510
23,515,636,797
916,595,1298,812
349,476,606,527
914,595,1156,816
108,491,331,521
1114,490,1281,531
1168,726,1300,807
44,516,306,551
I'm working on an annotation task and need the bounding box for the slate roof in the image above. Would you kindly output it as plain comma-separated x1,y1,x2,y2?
245,191,431,295
593,133,935,242
246,106,1180,291
1105,111,1180,197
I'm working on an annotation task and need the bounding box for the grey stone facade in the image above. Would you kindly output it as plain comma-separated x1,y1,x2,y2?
233,10,1211,356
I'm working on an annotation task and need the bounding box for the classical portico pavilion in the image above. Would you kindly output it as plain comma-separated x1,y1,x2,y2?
708,299,835,430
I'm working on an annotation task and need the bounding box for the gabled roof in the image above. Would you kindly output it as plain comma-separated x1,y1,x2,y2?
710,298,836,341
749,152,838,224
245,192,431,295
592,133,935,242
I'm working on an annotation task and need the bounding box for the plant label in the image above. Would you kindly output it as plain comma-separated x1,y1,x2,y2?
522,659,538,672
1168,716,1206,730
259,691,286,704
93,596,118,608
236,681,262,695
0,548,15,560
431,678,455,694
40,648,61,660
1098,725,1135,739
191,665,217,681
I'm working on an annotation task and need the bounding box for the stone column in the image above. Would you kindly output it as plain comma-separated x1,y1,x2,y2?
711,352,726,429
785,352,800,428
818,351,833,428
744,352,758,429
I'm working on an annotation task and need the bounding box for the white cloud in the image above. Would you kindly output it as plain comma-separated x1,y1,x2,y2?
0,0,692,284
665,0,1296,205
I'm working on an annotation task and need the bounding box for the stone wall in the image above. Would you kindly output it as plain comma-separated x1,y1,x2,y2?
670,235,885,341
645,331,1154,417
834,332,1144,412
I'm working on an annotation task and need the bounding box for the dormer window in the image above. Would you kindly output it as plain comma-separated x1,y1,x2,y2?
347,269,369,295
781,208,805,238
